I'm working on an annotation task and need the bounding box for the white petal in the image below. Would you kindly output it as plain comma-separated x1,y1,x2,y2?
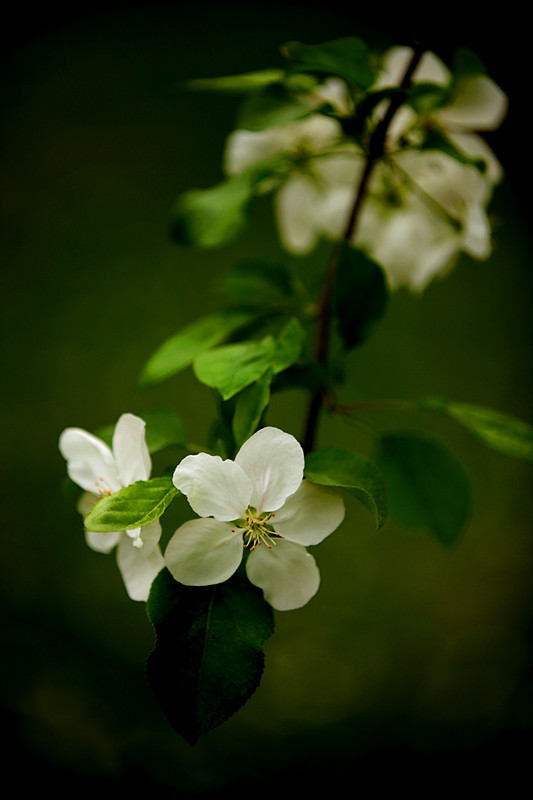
165,518,243,586
235,427,304,512
85,529,121,553
59,427,122,494
246,538,320,611
173,453,252,521
274,480,345,545
275,176,322,254
116,535,165,601
138,519,162,557
112,413,151,486
439,75,508,131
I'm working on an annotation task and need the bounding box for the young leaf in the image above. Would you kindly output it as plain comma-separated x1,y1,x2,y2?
236,83,313,131
84,477,178,532
170,153,287,248
170,172,256,248
185,68,285,93
232,370,272,449
220,258,301,303
139,309,254,388
376,433,471,546
281,37,375,91
419,397,533,461
304,447,387,528
193,336,277,400
333,243,388,349
146,568,274,745
193,318,305,400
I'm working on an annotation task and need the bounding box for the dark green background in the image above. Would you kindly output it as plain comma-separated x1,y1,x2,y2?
2,3,532,794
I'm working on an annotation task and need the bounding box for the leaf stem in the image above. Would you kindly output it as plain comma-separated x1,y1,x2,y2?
302,42,425,454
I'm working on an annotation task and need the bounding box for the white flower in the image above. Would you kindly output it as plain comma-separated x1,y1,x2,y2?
224,104,362,254
376,46,508,142
59,412,164,601
165,427,345,611
356,147,498,291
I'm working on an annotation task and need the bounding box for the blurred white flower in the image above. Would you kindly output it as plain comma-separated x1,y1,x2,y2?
165,426,345,611
59,413,164,601
223,51,506,290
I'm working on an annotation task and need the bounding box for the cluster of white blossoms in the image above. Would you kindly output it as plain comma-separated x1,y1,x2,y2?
223,47,508,291
60,419,345,610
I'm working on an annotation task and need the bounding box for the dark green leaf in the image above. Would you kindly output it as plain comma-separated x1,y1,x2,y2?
420,397,533,461
407,82,453,113
376,433,471,545
333,243,388,349
236,83,313,131
281,38,374,91
219,258,303,308
146,568,274,745
304,447,387,527
451,48,486,80
84,477,178,532
139,309,254,388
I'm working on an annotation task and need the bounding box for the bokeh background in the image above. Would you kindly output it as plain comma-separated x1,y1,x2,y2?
2,3,532,794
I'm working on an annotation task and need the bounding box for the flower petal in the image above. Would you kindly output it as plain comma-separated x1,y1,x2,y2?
173,453,252,521
246,538,320,611
439,75,508,132
274,480,345,545
116,535,165,601
138,519,162,557
112,413,151,486
234,426,304,512
59,427,122,494
165,518,243,586
85,529,121,553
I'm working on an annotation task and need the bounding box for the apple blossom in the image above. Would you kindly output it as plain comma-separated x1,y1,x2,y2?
59,412,165,601
165,426,345,611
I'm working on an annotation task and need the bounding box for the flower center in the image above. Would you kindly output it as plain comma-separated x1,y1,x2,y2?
234,505,281,551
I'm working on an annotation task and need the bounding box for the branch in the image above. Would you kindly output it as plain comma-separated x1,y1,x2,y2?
302,42,425,454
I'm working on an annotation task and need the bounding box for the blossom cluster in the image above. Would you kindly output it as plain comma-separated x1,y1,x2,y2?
59,415,345,609
224,47,507,291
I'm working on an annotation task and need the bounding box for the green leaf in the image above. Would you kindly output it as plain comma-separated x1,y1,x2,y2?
281,37,374,91
146,568,274,745
407,82,453,113
232,370,272,448
333,243,388,349
84,477,178,532
185,68,285,93
139,309,254,388
170,154,287,248
218,258,307,315
236,83,313,131
451,48,486,80
170,172,255,248
419,397,533,462
376,433,471,545
304,447,387,528
194,318,306,400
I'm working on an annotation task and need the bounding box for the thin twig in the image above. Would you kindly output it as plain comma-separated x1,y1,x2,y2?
302,42,425,454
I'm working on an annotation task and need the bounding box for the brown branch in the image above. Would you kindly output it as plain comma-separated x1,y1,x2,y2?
302,42,425,454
